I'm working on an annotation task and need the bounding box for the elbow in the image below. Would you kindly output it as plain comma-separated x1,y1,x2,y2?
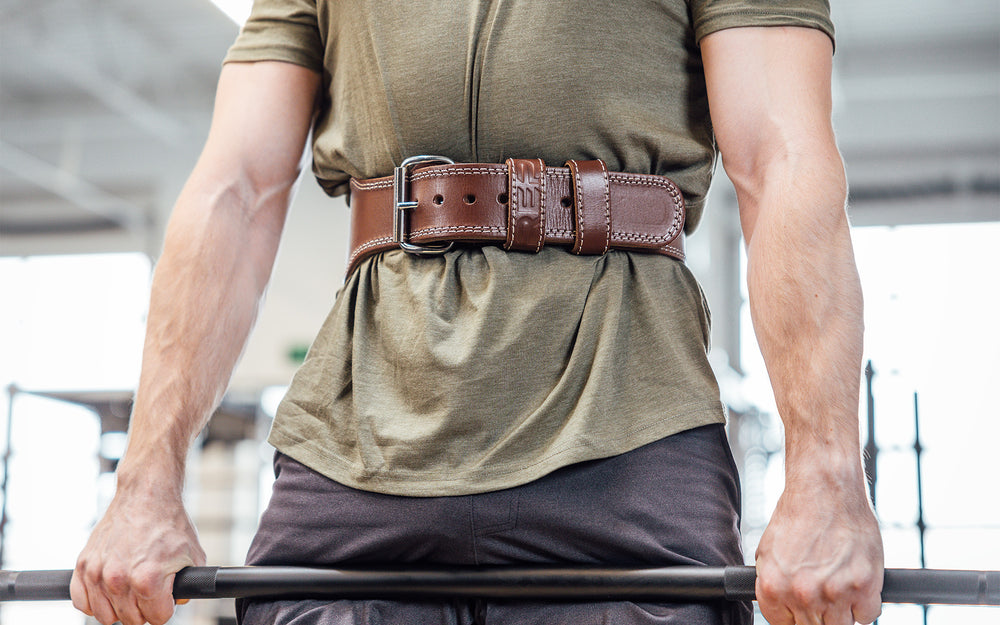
729,138,848,245
186,129,305,227
197,161,300,229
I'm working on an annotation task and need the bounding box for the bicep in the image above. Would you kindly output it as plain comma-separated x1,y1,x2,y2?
701,27,840,235
198,61,321,190
702,26,835,162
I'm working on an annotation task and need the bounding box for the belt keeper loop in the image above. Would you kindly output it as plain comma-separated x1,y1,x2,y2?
504,158,547,253
566,159,612,255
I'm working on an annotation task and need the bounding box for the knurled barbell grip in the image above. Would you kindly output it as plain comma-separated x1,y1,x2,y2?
1,566,998,605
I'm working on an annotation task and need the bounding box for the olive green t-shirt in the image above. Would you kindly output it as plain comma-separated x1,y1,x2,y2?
225,0,833,496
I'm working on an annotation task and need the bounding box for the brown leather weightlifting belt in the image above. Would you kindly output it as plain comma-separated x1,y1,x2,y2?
346,155,686,276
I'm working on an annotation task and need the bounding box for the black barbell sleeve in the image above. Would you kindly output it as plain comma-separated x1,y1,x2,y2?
2,566,998,606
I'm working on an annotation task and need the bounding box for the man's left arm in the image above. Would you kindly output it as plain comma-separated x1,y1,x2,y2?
701,26,884,625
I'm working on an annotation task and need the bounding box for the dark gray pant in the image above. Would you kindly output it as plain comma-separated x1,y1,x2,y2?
239,424,752,624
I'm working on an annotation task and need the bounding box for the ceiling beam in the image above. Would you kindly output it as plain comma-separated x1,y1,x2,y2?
32,51,189,146
0,140,148,234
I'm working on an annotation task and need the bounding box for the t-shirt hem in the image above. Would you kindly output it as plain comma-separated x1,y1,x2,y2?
223,47,323,73
267,400,728,497
694,10,835,51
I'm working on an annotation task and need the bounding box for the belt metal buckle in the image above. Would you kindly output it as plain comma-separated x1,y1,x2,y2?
393,155,455,255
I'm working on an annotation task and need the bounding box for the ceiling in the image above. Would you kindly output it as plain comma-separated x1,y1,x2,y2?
1,0,236,246
829,1,1000,225
1,0,998,253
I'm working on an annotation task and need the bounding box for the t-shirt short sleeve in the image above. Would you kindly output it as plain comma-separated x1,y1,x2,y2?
223,0,324,72
691,0,834,48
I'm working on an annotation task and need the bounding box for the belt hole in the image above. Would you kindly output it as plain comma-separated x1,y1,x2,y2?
497,192,508,205
464,194,477,205
560,196,572,208
433,194,444,205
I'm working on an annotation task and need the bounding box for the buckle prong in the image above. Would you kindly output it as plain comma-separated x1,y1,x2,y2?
393,155,455,255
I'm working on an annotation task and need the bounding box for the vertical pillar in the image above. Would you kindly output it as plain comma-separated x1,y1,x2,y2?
0,384,16,569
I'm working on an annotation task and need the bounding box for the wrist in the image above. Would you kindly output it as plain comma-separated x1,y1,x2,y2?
782,453,873,510
113,403,197,495
786,457,865,488
115,450,186,499
783,422,864,477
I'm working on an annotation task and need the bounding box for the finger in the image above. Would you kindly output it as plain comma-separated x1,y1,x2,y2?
823,604,857,625
755,579,794,625
99,565,141,625
851,595,883,624
756,594,795,625
78,564,119,625
136,589,178,625
791,609,824,625
129,567,179,625
69,569,94,617
758,602,794,625
108,593,145,625
87,589,120,625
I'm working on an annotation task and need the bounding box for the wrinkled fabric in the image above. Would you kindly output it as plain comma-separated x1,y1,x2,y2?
224,0,832,495
239,425,752,625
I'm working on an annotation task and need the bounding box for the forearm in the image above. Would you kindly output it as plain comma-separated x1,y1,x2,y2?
703,27,882,622
71,62,318,625
116,64,315,492
117,169,291,490
742,155,865,480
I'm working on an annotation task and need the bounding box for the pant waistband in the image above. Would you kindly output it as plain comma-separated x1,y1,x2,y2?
346,156,686,275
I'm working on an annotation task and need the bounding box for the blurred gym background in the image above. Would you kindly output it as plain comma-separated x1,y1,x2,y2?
1,1,998,623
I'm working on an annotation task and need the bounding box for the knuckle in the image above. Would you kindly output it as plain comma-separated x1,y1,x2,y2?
102,566,130,594
824,570,878,603
790,580,822,608
80,561,103,586
822,577,849,600
755,569,786,599
131,568,162,598
756,577,781,601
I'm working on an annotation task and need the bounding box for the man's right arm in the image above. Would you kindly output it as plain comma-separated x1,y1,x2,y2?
71,60,320,625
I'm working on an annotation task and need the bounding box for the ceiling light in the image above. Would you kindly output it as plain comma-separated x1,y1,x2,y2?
210,0,253,25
